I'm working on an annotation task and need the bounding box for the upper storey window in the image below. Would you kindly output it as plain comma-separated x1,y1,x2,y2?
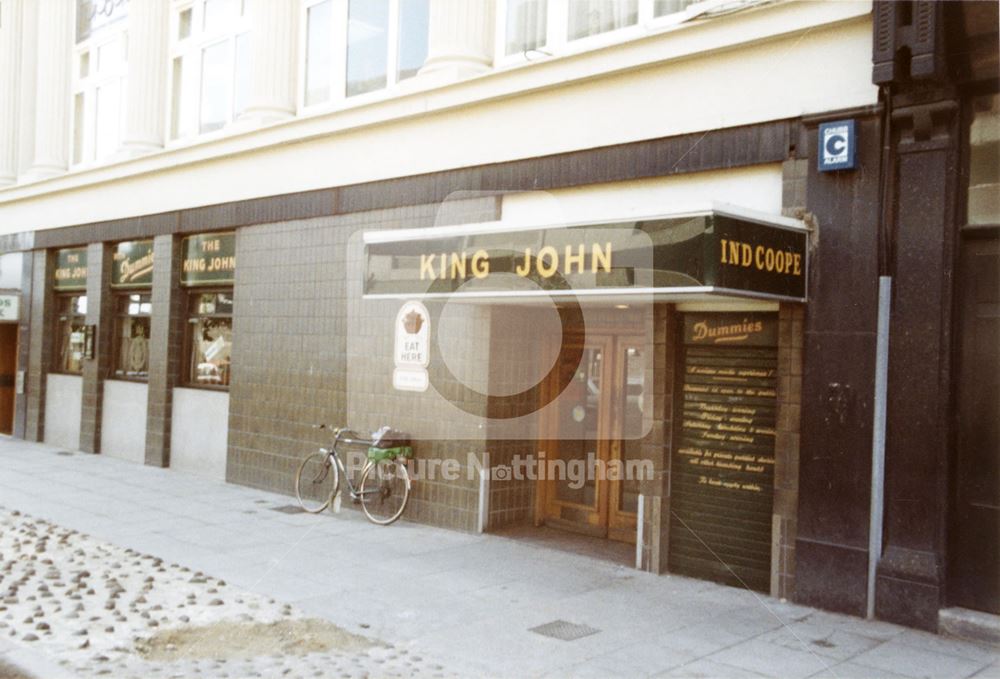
302,0,429,108
500,0,695,59
72,0,129,165
170,0,253,139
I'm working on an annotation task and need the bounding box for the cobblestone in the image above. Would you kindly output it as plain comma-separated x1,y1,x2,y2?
0,509,452,679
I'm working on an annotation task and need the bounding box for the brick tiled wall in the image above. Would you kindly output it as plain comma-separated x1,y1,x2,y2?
79,243,114,454
24,251,54,442
641,303,676,573
145,235,185,467
773,303,804,599
226,198,500,531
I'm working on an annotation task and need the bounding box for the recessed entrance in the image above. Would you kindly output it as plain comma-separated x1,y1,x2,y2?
537,328,645,544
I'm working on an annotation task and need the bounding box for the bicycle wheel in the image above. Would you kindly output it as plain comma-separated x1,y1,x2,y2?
295,452,339,513
359,459,410,525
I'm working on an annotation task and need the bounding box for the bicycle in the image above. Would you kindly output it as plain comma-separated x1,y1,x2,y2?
294,425,413,525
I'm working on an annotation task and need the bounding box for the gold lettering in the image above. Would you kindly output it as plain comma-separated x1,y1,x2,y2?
720,238,728,264
741,243,752,267
793,253,802,276
536,246,558,278
420,254,436,281
450,252,467,279
471,250,489,279
592,242,612,274
515,248,532,277
564,244,585,274
755,245,765,270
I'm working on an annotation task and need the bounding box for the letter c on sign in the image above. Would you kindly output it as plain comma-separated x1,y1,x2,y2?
826,134,846,157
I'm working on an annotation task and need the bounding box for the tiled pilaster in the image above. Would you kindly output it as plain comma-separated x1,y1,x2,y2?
79,243,113,454
23,250,53,442
145,234,184,467
772,303,804,599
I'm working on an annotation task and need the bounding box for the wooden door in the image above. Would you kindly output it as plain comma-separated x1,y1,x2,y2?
540,333,642,543
0,324,17,435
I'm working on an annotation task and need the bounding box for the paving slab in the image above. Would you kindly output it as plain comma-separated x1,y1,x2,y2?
1,438,998,678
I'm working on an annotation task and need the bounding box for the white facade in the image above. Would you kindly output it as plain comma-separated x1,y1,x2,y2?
0,0,876,234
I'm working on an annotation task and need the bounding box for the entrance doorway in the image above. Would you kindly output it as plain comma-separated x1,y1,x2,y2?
949,234,1000,613
0,324,17,435
538,331,645,543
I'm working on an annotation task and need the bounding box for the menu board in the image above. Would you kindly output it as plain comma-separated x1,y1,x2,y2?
669,313,778,593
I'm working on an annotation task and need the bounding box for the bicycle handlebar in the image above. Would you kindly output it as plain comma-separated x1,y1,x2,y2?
314,424,406,448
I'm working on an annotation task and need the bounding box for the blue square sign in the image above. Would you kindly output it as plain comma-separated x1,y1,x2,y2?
818,119,856,171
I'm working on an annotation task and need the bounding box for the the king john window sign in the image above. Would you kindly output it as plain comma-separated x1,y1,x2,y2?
363,207,808,303
818,119,856,172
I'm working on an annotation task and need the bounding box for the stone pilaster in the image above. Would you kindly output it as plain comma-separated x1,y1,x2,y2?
79,244,113,454
24,251,55,442
0,0,23,185
24,0,72,180
418,0,495,81
122,0,169,155
145,235,184,467
240,0,298,124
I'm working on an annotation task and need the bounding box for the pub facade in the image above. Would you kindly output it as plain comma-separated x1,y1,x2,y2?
0,0,996,634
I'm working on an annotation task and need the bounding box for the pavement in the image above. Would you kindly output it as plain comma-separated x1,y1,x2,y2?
0,437,998,679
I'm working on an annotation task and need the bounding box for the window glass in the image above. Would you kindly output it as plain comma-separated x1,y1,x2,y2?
654,0,694,16
397,0,430,82
170,56,184,139
568,0,637,40
57,295,88,375
305,0,334,105
73,93,86,164
188,292,233,387
346,0,389,96
203,0,234,32
234,32,252,117
506,0,547,55
968,94,1000,225
114,293,152,379
200,41,228,132
178,8,193,39
95,80,120,159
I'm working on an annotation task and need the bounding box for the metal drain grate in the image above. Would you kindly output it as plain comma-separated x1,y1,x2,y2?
529,620,600,641
55,451,74,457
270,504,307,514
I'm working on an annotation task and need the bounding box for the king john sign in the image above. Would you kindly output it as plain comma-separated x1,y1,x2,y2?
363,209,808,302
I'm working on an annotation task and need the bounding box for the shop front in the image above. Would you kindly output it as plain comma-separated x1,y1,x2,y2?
356,204,808,595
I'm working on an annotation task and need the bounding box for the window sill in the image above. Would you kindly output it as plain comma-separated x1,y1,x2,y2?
178,382,230,393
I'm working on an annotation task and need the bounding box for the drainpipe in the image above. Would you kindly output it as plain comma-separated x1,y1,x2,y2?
868,83,895,619
868,276,891,619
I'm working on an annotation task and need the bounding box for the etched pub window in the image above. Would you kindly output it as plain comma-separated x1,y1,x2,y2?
186,292,233,387
56,295,88,375
113,293,152,379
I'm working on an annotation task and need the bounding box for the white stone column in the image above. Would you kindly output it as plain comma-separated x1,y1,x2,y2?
419,0,496,81
240,0,298,124
25,0,73,181
0,0,23,185
122,0,170,155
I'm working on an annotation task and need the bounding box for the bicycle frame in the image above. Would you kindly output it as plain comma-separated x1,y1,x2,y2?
322,430,380,501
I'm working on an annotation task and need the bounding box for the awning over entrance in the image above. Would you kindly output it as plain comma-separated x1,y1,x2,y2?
363,204,809,303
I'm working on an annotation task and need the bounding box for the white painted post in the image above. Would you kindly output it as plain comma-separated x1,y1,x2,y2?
635,494,644,569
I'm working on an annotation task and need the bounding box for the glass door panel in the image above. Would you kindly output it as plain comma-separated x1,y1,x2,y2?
554,345,603,506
